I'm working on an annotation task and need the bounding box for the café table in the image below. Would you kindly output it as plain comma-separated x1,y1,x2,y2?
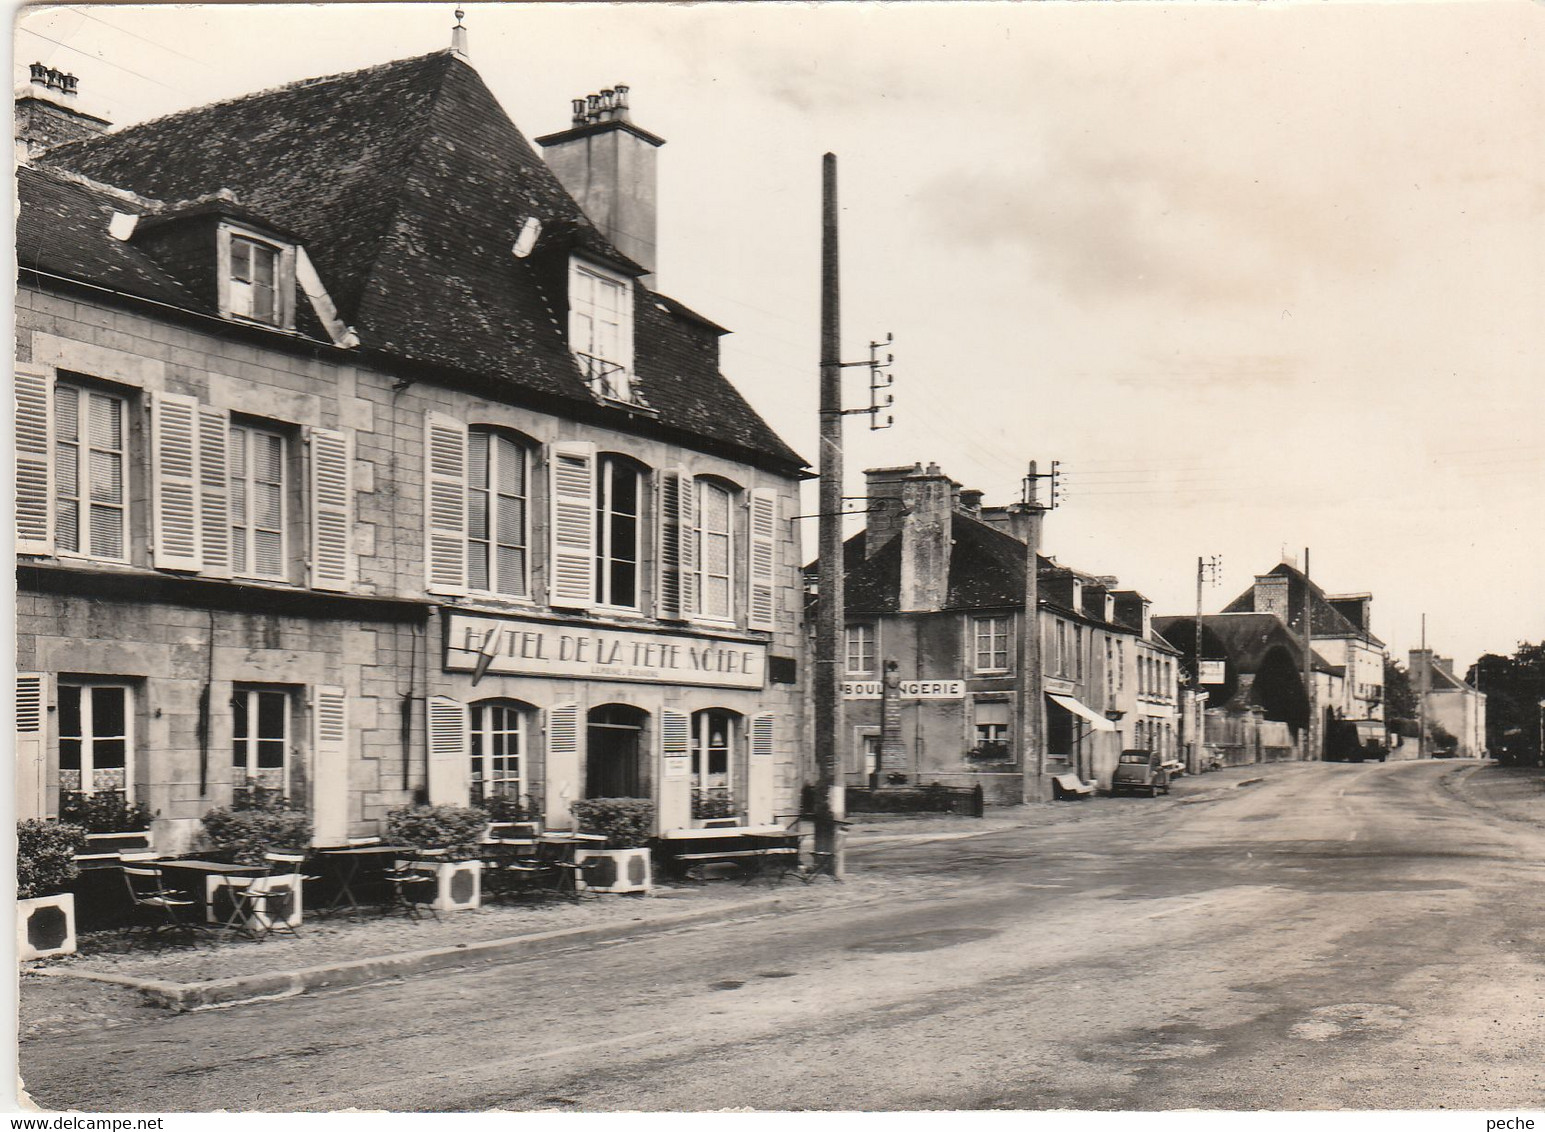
658,825,794,881
152,859,268,923
314,844,417,916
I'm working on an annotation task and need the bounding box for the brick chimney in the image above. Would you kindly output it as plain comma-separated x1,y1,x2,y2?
15,63,110,158
862,465,918,559
1253,573,1292,622
899,463,956,613
536,86,665,285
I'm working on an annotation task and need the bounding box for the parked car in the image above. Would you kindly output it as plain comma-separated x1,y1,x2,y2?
1111,749,1171,797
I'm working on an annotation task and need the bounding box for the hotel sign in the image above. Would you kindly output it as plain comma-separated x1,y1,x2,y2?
842,680,966,700
445,613,766,690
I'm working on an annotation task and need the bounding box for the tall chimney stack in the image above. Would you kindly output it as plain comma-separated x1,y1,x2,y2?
15,63,110,157
537,86,666,285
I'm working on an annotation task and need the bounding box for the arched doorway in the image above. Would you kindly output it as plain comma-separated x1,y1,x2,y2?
586,704,649,799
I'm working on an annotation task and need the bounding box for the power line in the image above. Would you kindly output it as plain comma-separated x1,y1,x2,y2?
16,25,194,94
61,6,220,71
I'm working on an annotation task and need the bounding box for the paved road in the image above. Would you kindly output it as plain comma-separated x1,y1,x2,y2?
21,761,1545,1111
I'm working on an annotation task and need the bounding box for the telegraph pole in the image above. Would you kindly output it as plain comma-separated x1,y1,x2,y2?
1418,613,1429,760
1014,463,1050,802
1302,547,1317,760
1187,555,1220,774
814,152,845,875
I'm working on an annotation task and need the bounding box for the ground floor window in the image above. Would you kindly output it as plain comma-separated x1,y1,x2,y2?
691,708,739,817
58,683,132,798
232,686,290,794
972,701,1011,758
471,699,529,805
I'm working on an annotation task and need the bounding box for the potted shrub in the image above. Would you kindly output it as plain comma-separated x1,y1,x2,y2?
17,819,87,960
199,782,314,930
59,790,153,861
570,798,654,894
386,804,486,911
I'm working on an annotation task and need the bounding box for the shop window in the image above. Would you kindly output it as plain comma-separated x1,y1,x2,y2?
229,422,288,579
846,624,876,675
54,382,128,561
58,683,132,799
973,701,1011,759
232,686,290,794
973,616,1010,674
468,428,530,598
595,456,642,610
470,700,530,805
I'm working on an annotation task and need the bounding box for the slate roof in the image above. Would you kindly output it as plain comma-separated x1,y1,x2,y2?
27,50,804,472
1220,562,1385,647
1411,655,1476,693
1152,612,1340,675
832,510,1172,645
16,165,193,309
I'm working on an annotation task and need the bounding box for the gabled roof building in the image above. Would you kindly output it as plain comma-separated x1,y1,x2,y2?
816,463,1182,803
14,34,808,856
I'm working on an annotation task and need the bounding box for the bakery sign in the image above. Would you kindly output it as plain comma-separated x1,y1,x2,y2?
842,679,966,700
444,613,766,690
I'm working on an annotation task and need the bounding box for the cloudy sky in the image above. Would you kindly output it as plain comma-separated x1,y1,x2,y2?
14,1,1544,672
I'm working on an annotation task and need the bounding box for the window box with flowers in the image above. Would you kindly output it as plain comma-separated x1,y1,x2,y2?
965,740,1013,763
60,790,154,864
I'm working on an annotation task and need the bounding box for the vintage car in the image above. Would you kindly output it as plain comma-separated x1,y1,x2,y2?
1110,749,1171,797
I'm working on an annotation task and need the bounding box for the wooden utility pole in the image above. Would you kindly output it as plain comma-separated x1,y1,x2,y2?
1015,463,1048,802
813,152,845,875
1418,613,1429,760
1302,547,1317,760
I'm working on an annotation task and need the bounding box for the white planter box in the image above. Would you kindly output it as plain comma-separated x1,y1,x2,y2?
575,848,652,894
18,893,76,960
408,859,482,911
207,876,303,932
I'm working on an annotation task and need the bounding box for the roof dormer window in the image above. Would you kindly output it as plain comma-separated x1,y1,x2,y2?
568,258,636,404
218,224,296,329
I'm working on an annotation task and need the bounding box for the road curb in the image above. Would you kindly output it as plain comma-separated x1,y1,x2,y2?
28,894,815,1012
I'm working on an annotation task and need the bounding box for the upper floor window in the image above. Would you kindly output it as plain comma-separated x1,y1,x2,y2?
846,624,876,675
229,422,288,580
974,616,1010,673
595,455,642,610
570,260,635,403
55,382,127,561
695,479,734,621
1074,624,1084,681
219,225,295,329
58,683,132,799
468,429,530,598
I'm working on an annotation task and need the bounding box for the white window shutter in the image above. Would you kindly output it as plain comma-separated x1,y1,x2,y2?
311,685,350,845
660,706,690,779
548,441,596,609
427,695,469,805
14,364,54,554
543,700,581,826
197,405,231,578
425,412,469,595
307,426,352,592
15,673,46,821
656,469,692,620
150,391,203,571
747,489,778,632
750,712,775,760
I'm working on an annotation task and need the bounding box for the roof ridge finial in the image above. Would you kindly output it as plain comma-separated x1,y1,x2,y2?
451,7,470,60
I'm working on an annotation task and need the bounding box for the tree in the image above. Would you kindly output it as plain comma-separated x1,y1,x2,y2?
1384,656,1418,726
1469,642,1545,767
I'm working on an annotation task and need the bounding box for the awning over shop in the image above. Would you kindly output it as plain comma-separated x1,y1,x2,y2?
1046,692,1116,731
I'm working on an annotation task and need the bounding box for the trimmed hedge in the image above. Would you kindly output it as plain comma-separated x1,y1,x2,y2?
386,804,487,860
570,798,654,848
17,819,88,899
200,783,312,865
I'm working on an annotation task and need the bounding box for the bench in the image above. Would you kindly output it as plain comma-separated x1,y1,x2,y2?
1052,773,1094,800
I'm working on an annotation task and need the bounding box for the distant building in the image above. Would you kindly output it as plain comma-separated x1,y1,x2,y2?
1410,650,1487,758
815,463,1180,803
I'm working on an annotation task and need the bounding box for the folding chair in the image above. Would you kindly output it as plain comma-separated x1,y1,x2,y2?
220,851,311,941
122,865,202,943
385,847,444,922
